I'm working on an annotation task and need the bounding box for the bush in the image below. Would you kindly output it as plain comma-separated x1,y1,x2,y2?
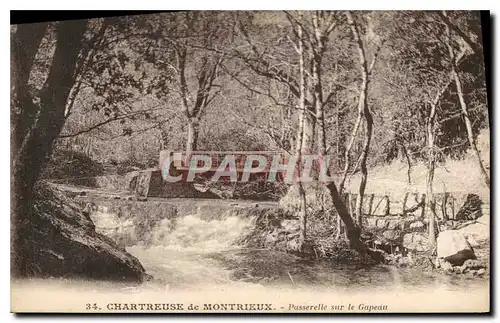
40,150,105,180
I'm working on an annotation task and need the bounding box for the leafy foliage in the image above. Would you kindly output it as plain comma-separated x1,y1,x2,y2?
20,11,487,178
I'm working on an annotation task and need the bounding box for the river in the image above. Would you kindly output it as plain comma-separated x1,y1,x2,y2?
11,209,490,313
125,212,488,293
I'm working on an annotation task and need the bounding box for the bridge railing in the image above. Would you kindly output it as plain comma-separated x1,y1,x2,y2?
159,150,290,173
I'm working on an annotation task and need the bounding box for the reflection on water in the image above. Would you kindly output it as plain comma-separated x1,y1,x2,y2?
125,213,487,293
129,247,486,293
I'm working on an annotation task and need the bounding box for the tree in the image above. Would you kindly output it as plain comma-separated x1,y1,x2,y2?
345,12,383,227
443,11,490,188
12,19,90,272
291,16,309,246
135,12,228,156
53,17,165,162
232,12,316,155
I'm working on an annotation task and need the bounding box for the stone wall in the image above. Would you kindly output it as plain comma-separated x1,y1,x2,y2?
345,191,489,253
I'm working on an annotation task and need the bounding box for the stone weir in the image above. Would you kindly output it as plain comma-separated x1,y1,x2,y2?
93,169,218,199
59,182,489,261
71,190,281,248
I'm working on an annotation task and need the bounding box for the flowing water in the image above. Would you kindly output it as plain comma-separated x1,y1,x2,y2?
122,211,488,294
11,208,490,312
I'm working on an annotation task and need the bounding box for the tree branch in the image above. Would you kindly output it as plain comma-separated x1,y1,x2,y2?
437,11,482,56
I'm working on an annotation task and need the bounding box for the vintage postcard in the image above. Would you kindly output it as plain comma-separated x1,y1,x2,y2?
10,10,490,313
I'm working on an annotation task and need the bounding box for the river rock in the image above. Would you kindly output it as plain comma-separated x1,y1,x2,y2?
398,256,410,267
461,259,484,270
286,239,301,252
465,234,480,248
437,230,476,266
12,184,149,282
440,260,453,272
476,268,486,276
265,229,280,245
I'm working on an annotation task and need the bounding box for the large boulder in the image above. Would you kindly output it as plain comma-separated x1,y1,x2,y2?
11,184,149,282
437,230,476,266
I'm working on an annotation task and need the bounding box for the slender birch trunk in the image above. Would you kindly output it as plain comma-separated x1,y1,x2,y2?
294,21,308,247
445,17,490,188
286,13,316,249
346,12,374,227
426,101,437,249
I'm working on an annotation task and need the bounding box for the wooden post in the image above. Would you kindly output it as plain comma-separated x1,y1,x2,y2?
442,192,449,221
450,195,455,220
420,194,426,219
402,192,409,215
368,194,375,216
384,195,390,215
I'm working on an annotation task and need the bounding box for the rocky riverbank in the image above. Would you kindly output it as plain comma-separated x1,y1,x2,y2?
11,184,149,282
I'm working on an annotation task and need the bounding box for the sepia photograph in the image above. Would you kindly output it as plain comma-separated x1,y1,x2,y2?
9,10,491,313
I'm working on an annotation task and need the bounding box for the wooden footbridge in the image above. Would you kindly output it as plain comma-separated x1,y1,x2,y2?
158,150,291,181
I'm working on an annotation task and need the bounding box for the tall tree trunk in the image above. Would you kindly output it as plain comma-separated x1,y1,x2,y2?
425,78,453,250
286,12,381,261
186,117,200,156
451,69,490,188
296,22,308,247
346,12,374,227
326,180,383,262
13,20,88,219
177,46,221,160
295,109,315,156
426,101,438,249
445,19,490,188
311,14,326,157
295,112,308,247
400,141,412,185
11,23,49,151
355,90,372,227
12,20,88,275
338,104,363,193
